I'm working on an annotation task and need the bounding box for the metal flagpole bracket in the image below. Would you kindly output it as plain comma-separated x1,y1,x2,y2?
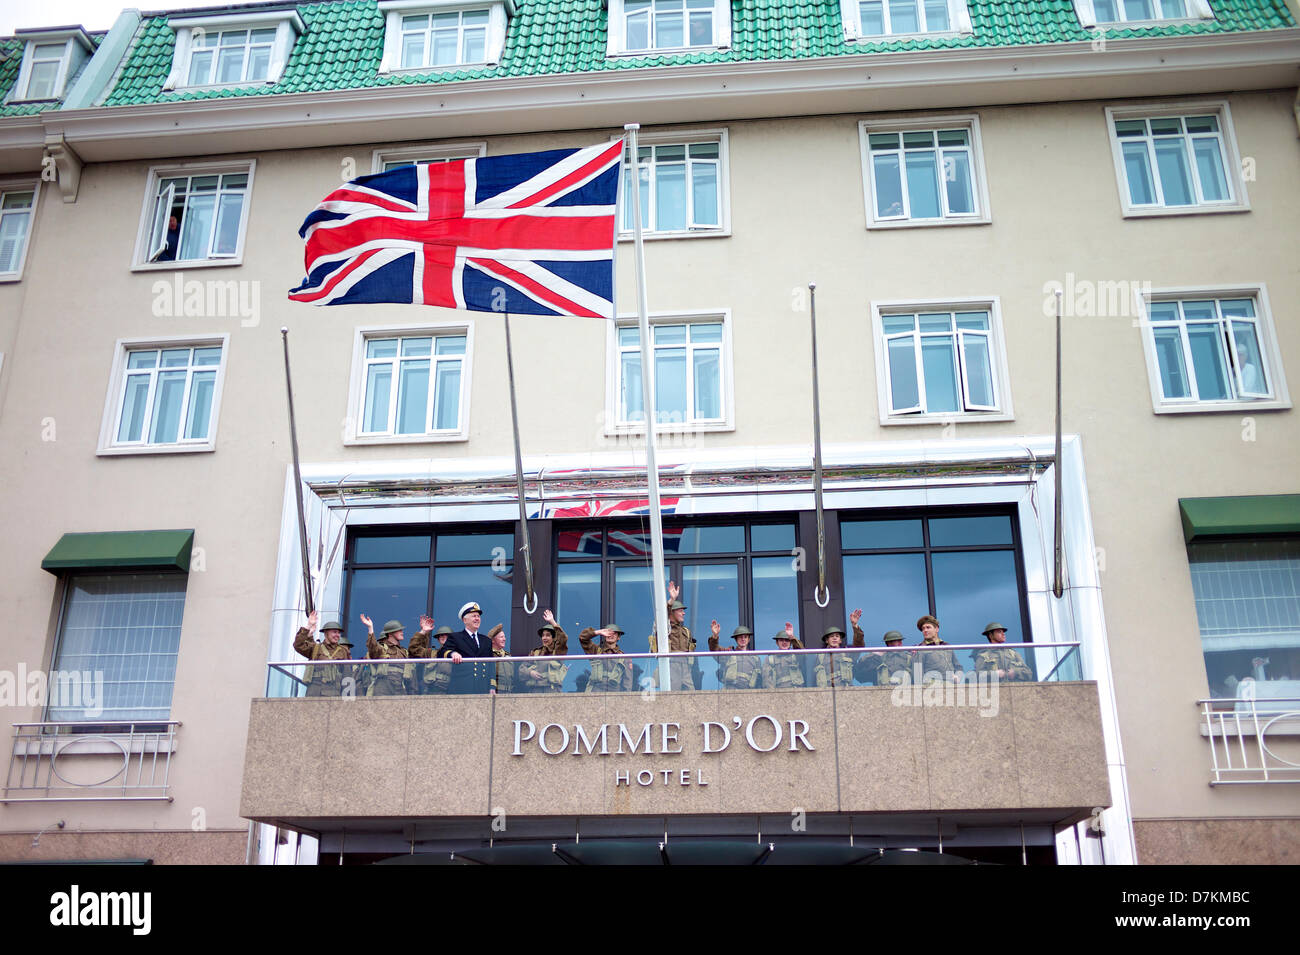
808,283,831,613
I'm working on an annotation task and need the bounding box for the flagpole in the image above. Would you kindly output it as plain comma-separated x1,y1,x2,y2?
808,284,830,611
1053,289,1065,599
503,311,537,614
625,123,672,690
280,327,314,615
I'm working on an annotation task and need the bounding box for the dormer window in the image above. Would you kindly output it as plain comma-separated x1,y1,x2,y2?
378,0,515,72
163,11,304,90
839,0,973,39
607,0,732,56
1073,0,1214,26
11,28,94,102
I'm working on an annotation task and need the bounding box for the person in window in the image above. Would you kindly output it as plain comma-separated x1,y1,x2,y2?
439,601,495,694
855,629,913,686
764,622,806,689
972,622,1033,682
361,613,420,696
410,624,453,694
648,580,697,690
489,624,514,695
916,614,962,684
292,610,354,697
580,623,633,693
156,214,181,262
519,609,570,693
814,610,865,687
708,621,763,689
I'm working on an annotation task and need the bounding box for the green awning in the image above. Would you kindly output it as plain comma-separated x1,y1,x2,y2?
41,530,195,574
1179,495,1300,543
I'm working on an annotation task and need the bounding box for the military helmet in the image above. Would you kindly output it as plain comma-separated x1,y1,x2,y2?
538,623,556,636
382,619,405,635
434,626,454,637
603,623,624,635
822,624,846,644
882,629,904,644
773,630,795,643
320,620,344,633
982,622,1007,638
731,626,754,638
668,600,687,612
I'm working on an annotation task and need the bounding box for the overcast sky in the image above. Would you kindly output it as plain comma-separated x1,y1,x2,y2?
1,1,225,35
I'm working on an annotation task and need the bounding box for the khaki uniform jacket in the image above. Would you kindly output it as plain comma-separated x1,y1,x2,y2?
814,624,865,687
919,638,962,682
579,628,633,693
293,627,354,694
492,647,515,693
973,645,1033,681
408,630,451,692
708,635,763,689
520,626,569,691
366,632,415,695
764,636,805,689
856,649,913,685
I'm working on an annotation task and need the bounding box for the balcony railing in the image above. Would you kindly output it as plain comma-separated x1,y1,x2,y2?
3,721,180,802
1200,695,1300,785
266,642,1082,698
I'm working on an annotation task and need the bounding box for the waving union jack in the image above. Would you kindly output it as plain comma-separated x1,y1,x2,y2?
289,141,623,318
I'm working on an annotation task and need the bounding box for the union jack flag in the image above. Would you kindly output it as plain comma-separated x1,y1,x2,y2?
289,141,623,318
540,498,683,558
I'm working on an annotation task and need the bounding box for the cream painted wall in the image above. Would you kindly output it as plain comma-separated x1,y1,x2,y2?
0,90,1296,840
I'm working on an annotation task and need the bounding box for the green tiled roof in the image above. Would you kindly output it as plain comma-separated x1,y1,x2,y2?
100,0,1296,107
1,32,105,118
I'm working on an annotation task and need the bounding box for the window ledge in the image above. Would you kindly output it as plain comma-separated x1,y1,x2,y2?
1121,204,1249,219
1153,400,1291,415
97,443,216,457
605,421,734,437
850,30,966,42
867,217,991,230
344,432,469,446
130,258,244,273
13,736,178,756
1094,17,1210,28
387,62,493,74
881,412,1014,426
617,229,731,242
0,273,25,284
608,45,728,58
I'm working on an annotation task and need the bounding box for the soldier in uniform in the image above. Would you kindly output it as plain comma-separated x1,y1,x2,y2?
361,613,418,696
916,614,963,684
973,622,1033,681
855,629,913,686
519,609,570,693
814,609,865,687
489,624,515,694
579,623,633,693
764,622,806,689
410,625,453,694
708,621,763,690
292,610,354,697
648,581,697,690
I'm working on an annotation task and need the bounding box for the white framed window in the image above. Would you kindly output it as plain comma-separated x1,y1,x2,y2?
10,29,93,102
606,311,734,434
859,116,991,228
1106,103,1248,217
346,324,473,445
1073,0,1213,27
607,0,732,56
163,11,302,90
98,335,231,456
371,140,487,174
0,181,39,281
1137,286,1290,414
618,129,729,239
840,0,973,39
133,161,255,270
378,0,513,72
870,298,1014,424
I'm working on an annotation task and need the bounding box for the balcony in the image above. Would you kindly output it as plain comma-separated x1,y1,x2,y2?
241,645,1109,839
